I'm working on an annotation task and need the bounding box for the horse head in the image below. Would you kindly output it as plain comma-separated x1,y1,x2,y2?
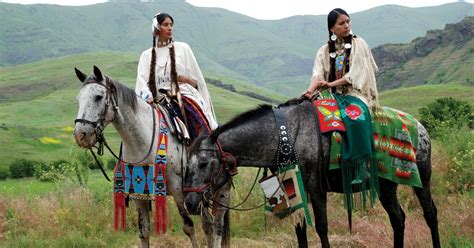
73,66,117,148
184,133,234,214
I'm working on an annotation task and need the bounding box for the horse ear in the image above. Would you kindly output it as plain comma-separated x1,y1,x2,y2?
209,129,220,144
93,66,104,82
74,67,87,82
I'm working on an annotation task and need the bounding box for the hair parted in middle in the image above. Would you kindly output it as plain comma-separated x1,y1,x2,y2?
327,8,353,84
148,12,178,99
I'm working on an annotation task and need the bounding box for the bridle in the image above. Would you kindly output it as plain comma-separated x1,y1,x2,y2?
183,143,236,196
183,142,266,212
74,78,158,180
75,79,118,148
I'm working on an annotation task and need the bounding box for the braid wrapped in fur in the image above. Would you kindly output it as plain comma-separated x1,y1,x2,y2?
148,36,158,98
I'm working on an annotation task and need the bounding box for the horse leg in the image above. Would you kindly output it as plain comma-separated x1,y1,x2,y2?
135,200,151,248
413,124,440,248
295,221,308,248
201,207,215,247
172,187,199,247
212,186,231,248
178,204,200,248
310,191,330,248
413,186,440,248
379,178,405,248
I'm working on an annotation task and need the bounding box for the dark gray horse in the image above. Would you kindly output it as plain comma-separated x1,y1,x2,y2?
183,101,440,248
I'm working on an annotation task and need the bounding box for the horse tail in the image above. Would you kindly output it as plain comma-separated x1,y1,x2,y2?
222,209,231,248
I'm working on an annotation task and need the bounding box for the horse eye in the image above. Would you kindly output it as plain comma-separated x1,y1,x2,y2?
198,162,208,169
95,95,103,102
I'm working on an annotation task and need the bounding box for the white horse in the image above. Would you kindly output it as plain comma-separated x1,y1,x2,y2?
73,66,230,248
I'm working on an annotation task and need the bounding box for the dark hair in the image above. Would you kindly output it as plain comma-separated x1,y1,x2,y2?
327,8,349,36
148,13,176,99
327,8,353,83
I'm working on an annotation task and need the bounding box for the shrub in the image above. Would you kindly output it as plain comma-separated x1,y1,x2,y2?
34,160,75,182
72,160,90,187
107,158,118,171
0,166,10,180
439,127,474,193
77,151,101,170
9,159,36,178
419,97,473,138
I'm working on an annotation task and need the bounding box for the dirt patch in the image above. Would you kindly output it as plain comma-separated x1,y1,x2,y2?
0,198,6,240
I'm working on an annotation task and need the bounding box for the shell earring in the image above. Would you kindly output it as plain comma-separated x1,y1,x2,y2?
330,32,337,41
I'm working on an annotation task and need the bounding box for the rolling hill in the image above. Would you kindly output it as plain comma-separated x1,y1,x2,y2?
0,52,473,168
0,52,287,167
1,1,473,95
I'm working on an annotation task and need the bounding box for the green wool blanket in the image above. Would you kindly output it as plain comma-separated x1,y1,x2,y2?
331,94,378,209
327,104,423,201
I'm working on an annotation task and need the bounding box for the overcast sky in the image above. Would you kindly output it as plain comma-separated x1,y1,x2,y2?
1,0,472,19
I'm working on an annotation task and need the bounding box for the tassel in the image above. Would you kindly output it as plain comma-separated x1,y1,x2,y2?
154,113,168,235
114,192,126,230
113,161,126,230
155,193,167,234
154,164,167,235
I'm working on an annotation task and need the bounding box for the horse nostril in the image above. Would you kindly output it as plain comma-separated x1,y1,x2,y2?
81,131,86,139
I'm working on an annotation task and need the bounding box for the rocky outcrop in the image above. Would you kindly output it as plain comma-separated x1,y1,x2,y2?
372,16,473,89
373,16,473,70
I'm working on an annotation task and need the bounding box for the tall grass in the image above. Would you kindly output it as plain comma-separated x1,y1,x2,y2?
1,151,473,248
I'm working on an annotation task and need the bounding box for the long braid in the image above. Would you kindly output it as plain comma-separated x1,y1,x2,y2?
148,35,158,98
169,38,178,86
328,34,353,83
328,38,336,83
343,34,353,74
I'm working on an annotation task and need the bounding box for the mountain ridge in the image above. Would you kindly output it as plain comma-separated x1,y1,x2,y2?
1,1,473,95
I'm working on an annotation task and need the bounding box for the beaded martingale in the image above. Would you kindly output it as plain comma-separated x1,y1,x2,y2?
113,108,169,235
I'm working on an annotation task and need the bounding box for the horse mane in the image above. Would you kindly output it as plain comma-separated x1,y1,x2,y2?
210,104,273,142
108,77,138,112
278,97,307,107
82,74,138,112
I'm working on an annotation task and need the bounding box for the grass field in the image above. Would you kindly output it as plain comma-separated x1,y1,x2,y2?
0,160,472,247
0,53,473,247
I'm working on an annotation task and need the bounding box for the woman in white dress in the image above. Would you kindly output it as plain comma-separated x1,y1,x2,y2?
135,12,218,130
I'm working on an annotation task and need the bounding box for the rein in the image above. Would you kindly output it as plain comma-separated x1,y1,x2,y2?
75,78,158,181
209,167,264,211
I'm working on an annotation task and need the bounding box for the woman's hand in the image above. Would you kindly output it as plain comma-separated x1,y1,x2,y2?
316,80,330,89
177,75,198,88
302,90,313,99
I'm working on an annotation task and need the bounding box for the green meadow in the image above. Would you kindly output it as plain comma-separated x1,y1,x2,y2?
0,53,473,247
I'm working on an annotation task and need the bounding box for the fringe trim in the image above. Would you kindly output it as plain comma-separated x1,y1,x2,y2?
341,155,378,210
265,204,314,229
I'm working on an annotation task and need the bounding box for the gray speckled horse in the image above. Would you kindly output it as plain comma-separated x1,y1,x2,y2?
184,101,440,248
73,66,230,248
